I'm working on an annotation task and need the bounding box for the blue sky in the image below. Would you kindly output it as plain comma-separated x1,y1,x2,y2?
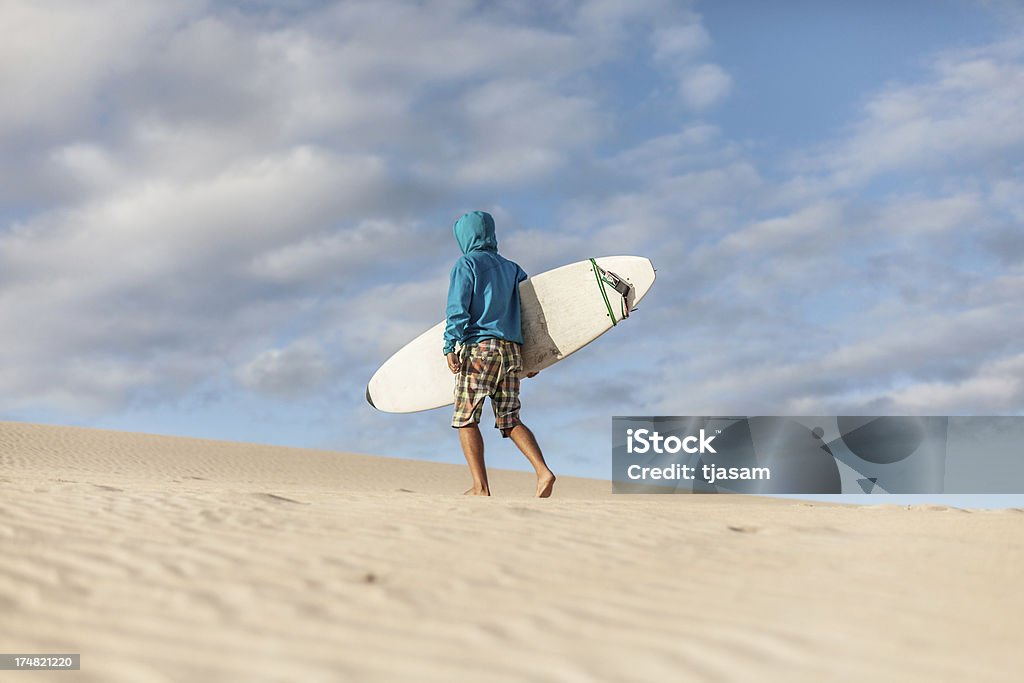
1,1,1022,499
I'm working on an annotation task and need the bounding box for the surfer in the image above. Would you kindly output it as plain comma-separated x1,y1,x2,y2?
444,211,556,498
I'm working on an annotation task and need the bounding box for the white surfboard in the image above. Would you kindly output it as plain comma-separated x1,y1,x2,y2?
366,255,656,413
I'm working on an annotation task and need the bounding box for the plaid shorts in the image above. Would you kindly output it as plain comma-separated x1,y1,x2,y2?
452,338,522,435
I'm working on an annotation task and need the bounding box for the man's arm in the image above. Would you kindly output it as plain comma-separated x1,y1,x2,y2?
443,259,473,369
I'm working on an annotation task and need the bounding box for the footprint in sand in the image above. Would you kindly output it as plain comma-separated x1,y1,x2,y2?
252,492,308,505
727,525,760,533
506,506,546,517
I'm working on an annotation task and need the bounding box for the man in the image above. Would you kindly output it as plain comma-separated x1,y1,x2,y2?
443,210,556,498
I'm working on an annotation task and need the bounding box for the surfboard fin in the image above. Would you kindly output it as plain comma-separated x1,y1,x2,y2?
601,269,632,298
599,268,633,319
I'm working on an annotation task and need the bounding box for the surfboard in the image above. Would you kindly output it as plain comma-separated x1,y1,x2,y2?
366,255,656,413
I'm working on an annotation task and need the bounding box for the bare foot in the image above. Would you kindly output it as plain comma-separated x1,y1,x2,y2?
464,487,491,496
536,471,556,498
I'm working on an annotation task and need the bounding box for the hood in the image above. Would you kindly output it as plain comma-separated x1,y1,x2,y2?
453,211,498,254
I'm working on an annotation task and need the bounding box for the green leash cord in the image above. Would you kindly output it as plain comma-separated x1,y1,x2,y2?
589,258,618,326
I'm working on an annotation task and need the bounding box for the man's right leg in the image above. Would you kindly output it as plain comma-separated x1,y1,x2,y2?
506,424,556,498
454,343,497,496
459,424,490,496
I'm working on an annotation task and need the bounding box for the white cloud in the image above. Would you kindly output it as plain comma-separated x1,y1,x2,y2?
450,79,608,185
247,219,418,286
332,275,451,363
721,202,845,253
0,0,193,138
610,124,728,177
881,353,1024,413
812,38,1024,187
678,63,733,110
236,342,332,398
990,178,1024,221
564,160,763,252
643,9,732,110
3,147,390,280
652,23,712,60
572,0,674,49
874,193,985,236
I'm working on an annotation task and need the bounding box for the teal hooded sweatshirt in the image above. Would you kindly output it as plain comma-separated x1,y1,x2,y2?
443,211,527,355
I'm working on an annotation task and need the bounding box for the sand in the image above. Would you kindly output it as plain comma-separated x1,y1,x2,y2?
1,421,1021,682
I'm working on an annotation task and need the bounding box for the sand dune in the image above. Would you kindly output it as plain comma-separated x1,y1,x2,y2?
1,421,1021,682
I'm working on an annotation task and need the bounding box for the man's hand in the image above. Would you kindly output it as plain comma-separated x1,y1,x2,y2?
447,352,461,374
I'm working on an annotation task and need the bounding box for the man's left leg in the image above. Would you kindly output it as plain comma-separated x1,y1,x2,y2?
505,423,556,498
493,341,556,498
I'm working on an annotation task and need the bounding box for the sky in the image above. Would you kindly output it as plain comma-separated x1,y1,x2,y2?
1,0,1023,500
